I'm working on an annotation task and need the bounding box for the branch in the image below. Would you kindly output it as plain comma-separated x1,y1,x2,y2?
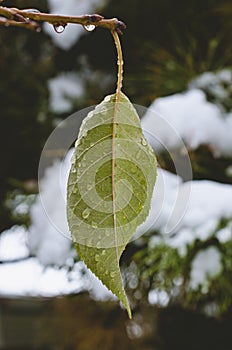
0,4,126,34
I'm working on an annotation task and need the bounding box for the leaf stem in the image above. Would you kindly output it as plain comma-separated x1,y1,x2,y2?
111,30,124,100
111,30,124,257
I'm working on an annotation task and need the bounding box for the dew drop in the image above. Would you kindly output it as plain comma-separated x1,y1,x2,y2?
110,271,116,278
135,149,143,160
71,154,76,164
95,254,100,262
54,24,65,34
104,96,111,102
141,138,147,146
88,111,94,118
131,166,137,174
72,167,77,173
91,221,97,228
105,270,109,275
22,8,41,21
22,8,41,13
75,139,80,147
83,24,96,32
102,249,106,256
82,208,91,219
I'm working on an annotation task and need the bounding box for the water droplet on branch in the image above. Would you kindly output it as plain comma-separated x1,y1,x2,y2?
22,8,40,22
22,9,41,13
53,24,66,34
83,24,96,32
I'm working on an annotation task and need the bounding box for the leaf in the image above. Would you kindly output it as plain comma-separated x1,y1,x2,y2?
67,92,157,318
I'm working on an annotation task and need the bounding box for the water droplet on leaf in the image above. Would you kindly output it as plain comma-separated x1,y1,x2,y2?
91,221,97,228
83,24,96,32
131,166,137,174
104,96,111,102
110,271,116,278
95,254,100,262
82,208,91,219
141,138,147,146
135,150,142,160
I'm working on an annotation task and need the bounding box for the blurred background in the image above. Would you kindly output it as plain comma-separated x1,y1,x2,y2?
1,0,232,349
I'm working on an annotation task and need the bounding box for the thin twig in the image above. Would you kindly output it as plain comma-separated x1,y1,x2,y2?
0,5,126,33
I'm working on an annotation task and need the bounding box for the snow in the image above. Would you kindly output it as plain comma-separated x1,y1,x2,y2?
190,69,232,109
0,258,79,297
0,226,29,261
145,172,232,255
142,89,232,156
44,0,106,50
0,257,114,299
48,72,84,113
189,247,222,291
28,150,74,266
135,169,185,239
148,289,170,307
217,224,232,243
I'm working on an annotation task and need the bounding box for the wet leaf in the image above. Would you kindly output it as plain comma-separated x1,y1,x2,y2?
67,92,157,318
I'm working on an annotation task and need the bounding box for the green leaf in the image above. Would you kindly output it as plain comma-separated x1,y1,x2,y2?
67,92,157,318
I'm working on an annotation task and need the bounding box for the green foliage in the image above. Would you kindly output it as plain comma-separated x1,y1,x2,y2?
131,218,232,317
67,92,157,317
135,242,183,292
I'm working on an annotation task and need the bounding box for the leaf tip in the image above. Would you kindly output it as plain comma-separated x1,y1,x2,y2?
127,307,132,319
